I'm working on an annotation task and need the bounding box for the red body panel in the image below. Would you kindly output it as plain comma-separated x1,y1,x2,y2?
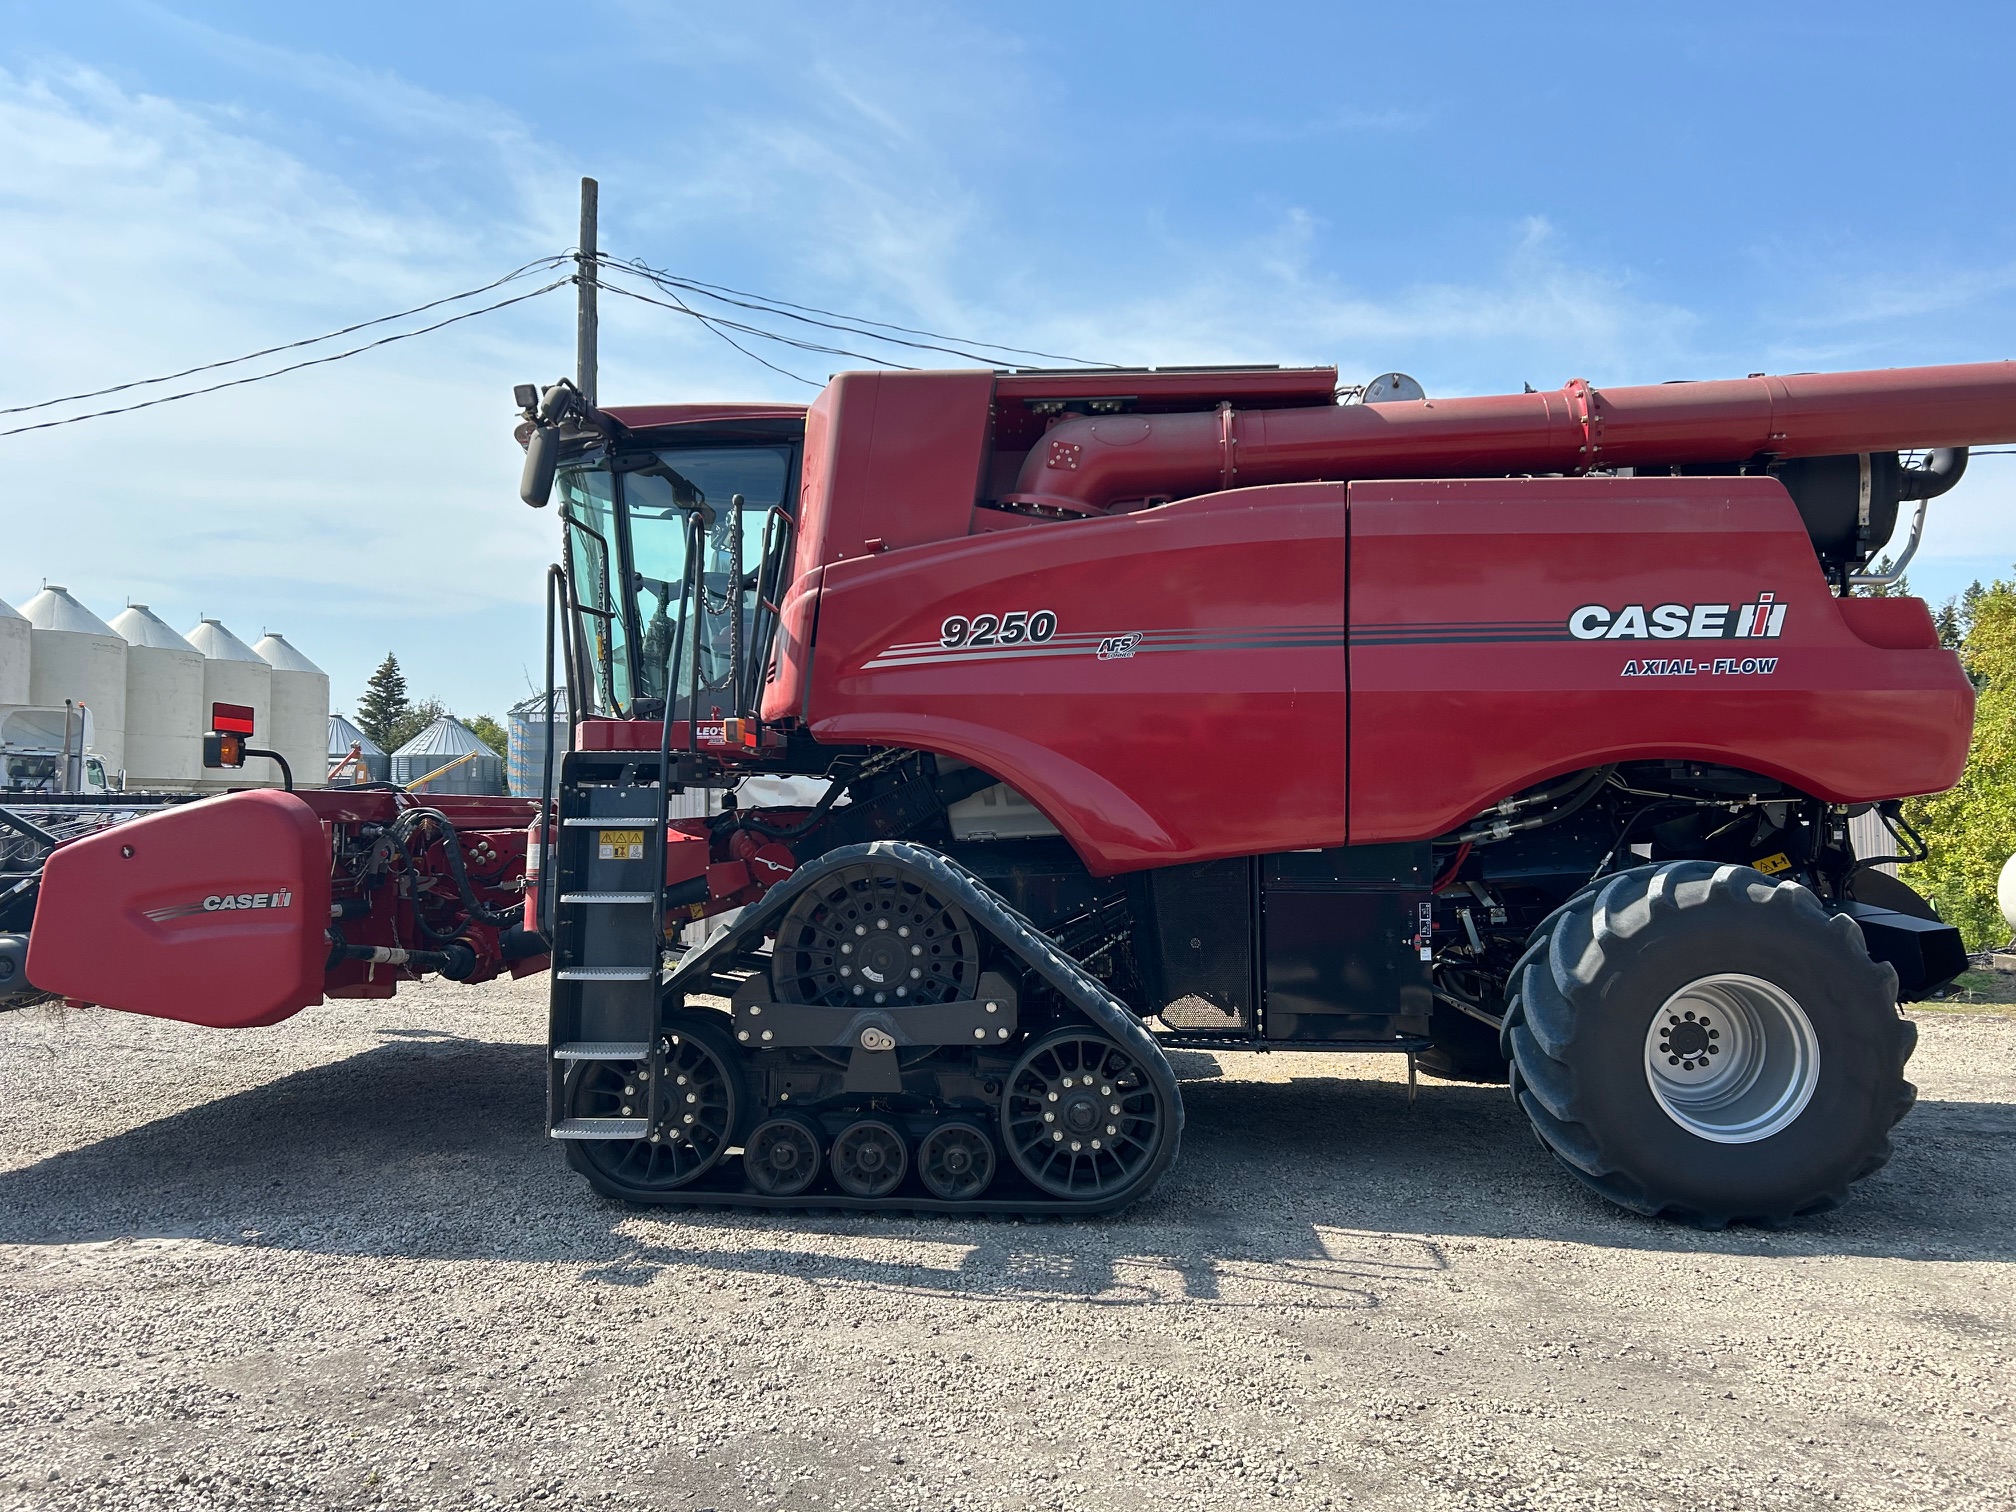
27,790,332,1028
797,474,1968,874
807,485,1349,874
1345,478,1973,842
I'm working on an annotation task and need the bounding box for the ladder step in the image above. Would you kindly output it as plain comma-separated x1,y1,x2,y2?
551,1118,649,1140
555,966,656,982
553,1041,651,1061
561,816,657,827
560,891,657,905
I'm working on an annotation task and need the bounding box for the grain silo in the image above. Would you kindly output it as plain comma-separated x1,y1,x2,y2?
507,690,569,800
252,634,330,791
108,606,204,790
327,714,391,784
184,618,272,791
21,587,127,777
0,596,28,705
391,714,503,795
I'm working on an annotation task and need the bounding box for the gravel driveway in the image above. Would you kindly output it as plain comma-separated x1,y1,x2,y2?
1,977,2010,1512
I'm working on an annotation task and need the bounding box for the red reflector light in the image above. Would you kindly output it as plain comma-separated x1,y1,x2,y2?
211,702,256,735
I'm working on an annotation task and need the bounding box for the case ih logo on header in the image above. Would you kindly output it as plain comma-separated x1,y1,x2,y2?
1568,594,1787,642
142,890,295,923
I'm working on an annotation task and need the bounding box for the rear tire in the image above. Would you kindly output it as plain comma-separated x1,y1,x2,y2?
1503,862,1917,1227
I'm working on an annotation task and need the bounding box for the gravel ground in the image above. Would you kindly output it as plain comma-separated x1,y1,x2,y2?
1,978,2011,1512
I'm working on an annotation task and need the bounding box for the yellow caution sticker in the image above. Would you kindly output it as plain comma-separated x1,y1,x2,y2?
1753,852,1792,875
598,829,645,861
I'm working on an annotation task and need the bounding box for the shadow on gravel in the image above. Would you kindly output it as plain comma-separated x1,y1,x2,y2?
1,1033,2010,1288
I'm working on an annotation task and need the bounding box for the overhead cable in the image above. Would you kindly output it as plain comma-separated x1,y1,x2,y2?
595,279,821,390
1,277,571,438
1,256,572,419
594,273,913,376
600,255,1120,370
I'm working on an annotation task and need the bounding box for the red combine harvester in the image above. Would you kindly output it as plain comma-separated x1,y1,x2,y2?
6,357,2010,1227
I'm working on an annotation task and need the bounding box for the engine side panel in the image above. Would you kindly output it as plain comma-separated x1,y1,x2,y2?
806,485,1350,875
1347,476,1974,842
26,789,333,1028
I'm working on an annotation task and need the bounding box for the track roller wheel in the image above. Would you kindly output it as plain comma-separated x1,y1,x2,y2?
771,860,982,1007
566,1011,742,1193
830,1118,908,1197
916,1120,996,1200
1002,1029,1170,1203
743,1115,825,1196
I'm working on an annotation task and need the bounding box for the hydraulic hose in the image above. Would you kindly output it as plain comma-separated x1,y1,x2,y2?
1455,766,1617,846
383,808,524,929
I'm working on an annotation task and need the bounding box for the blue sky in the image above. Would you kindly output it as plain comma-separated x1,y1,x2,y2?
5,1,2015,718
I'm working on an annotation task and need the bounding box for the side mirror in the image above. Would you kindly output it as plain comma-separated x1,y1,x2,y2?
520,423,559,508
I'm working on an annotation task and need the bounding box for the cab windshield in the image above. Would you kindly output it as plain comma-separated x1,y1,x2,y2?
557,444,793,719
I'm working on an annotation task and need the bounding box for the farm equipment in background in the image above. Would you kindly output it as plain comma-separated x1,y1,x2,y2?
506,356,2003,1225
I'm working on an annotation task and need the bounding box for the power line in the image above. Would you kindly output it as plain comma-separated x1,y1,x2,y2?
594,272,915,375
595,279,819,390
1,256,572,419
1,277,571,438
599,255,1117,370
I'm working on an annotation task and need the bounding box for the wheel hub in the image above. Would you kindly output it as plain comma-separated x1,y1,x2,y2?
1643,973,1820,1144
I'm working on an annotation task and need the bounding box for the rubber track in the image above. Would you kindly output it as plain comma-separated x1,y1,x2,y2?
580,841,1186,1218
1501,861,1918,1227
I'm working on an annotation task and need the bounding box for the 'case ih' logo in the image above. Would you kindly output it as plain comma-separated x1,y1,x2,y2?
1568,594,1787,642
142,889,294,923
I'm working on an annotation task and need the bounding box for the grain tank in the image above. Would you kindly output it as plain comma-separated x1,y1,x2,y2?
183,618,272,791
252,634,330,791
20,587,126,778
108,606,204,791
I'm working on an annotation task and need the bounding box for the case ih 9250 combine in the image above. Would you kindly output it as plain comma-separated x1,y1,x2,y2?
7,358,2011,1228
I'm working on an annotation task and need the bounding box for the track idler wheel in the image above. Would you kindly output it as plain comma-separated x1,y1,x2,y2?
917,1120,997,1201
771,859,982,1007
743,1115,825,1196
1002,1030,1171,1203
566,1011,742,1192
830,1118,909,1197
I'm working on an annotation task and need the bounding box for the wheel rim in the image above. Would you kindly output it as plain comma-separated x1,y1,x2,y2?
1643,973,1821,1143
572,1026,738,1189
1002,1032,1165,1200
744,1116,823,1196
771,862,981,1007
830,1119,908,1197
917,1121,997,1201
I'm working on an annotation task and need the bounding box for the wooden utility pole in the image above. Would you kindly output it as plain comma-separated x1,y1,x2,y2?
576,177,599,407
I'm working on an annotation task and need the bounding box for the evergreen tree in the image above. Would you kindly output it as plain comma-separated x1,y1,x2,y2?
355,654,411,749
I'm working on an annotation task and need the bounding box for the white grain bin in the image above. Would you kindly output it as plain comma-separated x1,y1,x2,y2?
390,714,503,795
184,617,272,790
327,713,390,784
0,596,29,705
253,633,330,791
107,605,205,791
21,586,127,778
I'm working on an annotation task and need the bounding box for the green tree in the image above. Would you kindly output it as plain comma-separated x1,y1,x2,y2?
384,696,447,754
354,654,411,749
1903,575,2016,948
466,714,509,760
